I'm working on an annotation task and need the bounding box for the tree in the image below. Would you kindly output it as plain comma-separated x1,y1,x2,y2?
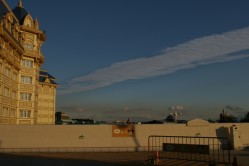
218,109,238,123
240,112,249,122
165,114,176,122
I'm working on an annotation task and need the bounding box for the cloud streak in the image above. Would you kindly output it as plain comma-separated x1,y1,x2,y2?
59,27,249,95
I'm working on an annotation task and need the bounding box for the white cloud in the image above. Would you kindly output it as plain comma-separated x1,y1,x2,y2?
59,27,249,95
168,105,184,111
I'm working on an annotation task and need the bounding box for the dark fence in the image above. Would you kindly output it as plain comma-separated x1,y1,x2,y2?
148,135,231,164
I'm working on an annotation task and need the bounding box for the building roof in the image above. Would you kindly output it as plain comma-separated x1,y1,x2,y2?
12,0,28,24
40,70,56,79
39,70,58,86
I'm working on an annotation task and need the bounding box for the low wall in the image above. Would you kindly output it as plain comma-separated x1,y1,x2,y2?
0,122,248,152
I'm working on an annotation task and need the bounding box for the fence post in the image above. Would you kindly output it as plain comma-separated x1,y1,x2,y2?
148,136,151,159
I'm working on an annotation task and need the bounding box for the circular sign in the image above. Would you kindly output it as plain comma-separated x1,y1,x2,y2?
114,129,121,134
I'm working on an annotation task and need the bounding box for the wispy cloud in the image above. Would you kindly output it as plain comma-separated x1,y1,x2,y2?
59,27,249,95
225,105,243,111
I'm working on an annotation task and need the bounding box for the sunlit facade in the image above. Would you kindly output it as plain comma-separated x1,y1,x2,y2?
0,0,57,125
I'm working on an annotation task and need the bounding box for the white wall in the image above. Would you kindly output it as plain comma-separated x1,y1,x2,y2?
0,122,248,152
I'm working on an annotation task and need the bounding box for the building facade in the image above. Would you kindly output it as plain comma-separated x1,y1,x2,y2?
0,0,57,125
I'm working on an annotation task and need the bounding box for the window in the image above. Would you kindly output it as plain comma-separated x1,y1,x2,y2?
21,76,32,84
24,43,33,51
0,42,3,48
22,59,33,68
9,22,12,32
0,108,3,116
13,72,17,81
2,107,9,117
4,87,9,97
20,93,32,101
20,110,31,118
4,67,10,76
12,90,16,99
9,109,16,117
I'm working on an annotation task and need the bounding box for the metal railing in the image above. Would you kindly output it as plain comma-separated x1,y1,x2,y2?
148,135,231,164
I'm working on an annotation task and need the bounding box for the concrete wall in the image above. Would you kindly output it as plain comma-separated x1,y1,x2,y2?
0,122,248,152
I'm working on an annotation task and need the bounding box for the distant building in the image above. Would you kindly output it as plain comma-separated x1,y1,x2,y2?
0,0,57,125
142,120,163,124
55,112,72,125
38,70,57,124
71,119,95,124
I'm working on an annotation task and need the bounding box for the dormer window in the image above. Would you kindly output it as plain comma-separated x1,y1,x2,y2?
24,18,32,27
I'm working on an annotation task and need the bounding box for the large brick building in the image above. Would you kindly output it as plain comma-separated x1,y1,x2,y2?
0,0,57,125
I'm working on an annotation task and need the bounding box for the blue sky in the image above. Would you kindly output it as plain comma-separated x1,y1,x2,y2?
7,0,249,122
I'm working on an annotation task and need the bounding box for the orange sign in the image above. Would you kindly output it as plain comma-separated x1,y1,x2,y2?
112,125,135,137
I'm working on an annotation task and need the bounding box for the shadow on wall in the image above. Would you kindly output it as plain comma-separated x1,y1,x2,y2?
133,125,141,151
216,127,231,150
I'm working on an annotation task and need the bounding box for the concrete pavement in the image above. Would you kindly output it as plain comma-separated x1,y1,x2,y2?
0,150,248,166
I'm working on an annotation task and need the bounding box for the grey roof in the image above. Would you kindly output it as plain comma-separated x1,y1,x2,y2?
39,70,58,86
40,70,56,79
12,5,28,24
